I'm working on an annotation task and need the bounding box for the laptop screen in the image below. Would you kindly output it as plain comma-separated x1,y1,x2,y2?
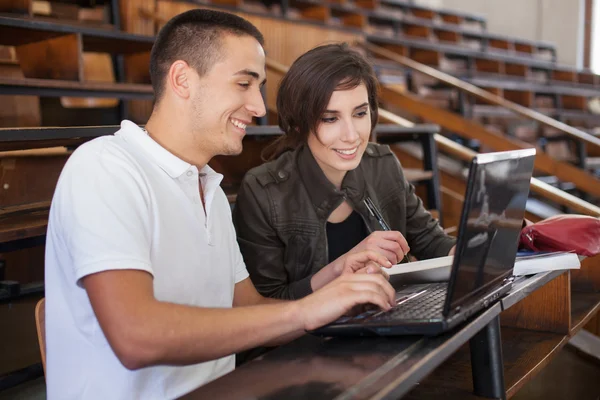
444,149,536,316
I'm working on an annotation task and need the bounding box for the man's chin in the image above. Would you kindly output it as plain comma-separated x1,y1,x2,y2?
220,144,244,157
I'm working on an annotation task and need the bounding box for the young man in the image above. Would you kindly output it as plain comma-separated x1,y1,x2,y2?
44,9,396,400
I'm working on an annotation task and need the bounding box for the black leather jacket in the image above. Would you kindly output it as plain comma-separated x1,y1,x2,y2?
233,143,455,300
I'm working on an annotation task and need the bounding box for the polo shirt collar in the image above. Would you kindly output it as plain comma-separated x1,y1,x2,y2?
117,120,193,179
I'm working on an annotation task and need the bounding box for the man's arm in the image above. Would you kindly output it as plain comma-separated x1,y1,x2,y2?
83,250,395,371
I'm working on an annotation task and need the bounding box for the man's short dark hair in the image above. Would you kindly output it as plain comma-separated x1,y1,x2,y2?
149,9,264,103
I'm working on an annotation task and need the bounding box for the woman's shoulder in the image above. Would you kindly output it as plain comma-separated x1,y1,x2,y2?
363,142,394,159
242,149,297,189
361,142,399,168
360,142,406,179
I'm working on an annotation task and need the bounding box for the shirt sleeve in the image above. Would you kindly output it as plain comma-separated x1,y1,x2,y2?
51,142,154,285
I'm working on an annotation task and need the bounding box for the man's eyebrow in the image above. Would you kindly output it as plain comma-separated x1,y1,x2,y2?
234,69,267,86
324,102,370,113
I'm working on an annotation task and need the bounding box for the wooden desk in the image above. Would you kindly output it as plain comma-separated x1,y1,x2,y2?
182,303,503,400
181,271,564,399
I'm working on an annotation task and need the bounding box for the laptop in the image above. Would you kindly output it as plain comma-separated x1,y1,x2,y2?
312,148,536,336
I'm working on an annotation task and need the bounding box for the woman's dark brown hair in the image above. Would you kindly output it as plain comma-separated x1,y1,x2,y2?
263,43,379,161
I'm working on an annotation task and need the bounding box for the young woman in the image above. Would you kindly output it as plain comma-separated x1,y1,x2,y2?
233,43,456,300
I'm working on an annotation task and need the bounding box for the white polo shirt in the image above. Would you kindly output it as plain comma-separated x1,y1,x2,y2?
45,120,249,400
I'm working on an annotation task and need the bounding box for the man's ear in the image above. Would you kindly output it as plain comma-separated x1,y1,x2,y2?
167,61,191,100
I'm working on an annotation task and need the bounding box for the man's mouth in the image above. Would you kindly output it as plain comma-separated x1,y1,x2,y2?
230,118,248,131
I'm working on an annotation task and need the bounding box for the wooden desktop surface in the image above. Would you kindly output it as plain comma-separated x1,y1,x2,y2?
181,271,562,399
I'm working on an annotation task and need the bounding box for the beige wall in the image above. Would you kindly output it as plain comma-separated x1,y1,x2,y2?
415,0,584,67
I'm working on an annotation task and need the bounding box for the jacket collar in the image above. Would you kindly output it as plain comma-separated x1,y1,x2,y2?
296,145,367,218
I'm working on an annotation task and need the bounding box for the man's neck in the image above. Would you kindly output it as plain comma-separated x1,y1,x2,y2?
144,112,209,171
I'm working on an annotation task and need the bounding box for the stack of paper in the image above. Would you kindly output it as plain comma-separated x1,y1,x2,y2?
386,252,581,281
513,252,581,276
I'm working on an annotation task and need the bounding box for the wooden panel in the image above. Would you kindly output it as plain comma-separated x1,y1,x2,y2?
475,58,504,74
389,142,464,230
121,0,156,34
552,69,576,83
0,295,43,376
578,72,596,85
584,312,599,335
570,291,600,334
15,33,82,81
0,244,44,281
245,13,358,67
156,2,359,69
339,12,366,28
515,43,534,54
411,8,435,20
265,68,283,113
571,254,600,292
299,5,330,22
435,30,461,43
124,51,151,83
561,95,587,110
210,136,277,191
0,155,67,207
440,14,462,25
0,65,40,128
212,0,243,5
504,90,533,107
403,23,430,39
489,38,512,51
475,87,502,105
372,42,408,59
410,49,441,66
354,0,378,10
501,272,570,334
503,329,568,398
505,63,529,77
61,52,119,108
0,0,30,14
122,0,156,123
440,186,463,231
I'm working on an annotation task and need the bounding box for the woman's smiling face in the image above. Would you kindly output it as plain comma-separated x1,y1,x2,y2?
307,83,372,188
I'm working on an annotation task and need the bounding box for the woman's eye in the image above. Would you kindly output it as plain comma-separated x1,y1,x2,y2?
354,110,368,118
238,82,250,88
321,117,338,123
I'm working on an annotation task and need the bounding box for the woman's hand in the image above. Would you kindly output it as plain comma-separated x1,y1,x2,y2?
349,231,410,265
310,250,392,292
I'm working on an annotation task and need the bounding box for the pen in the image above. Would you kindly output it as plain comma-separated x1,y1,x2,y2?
363,197,411,264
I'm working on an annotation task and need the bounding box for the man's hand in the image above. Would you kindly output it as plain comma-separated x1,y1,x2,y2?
296,273,395,331
311,250,392,292
349,231,410,265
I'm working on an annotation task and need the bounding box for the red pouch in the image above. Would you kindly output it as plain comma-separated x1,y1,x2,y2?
519,215,600,256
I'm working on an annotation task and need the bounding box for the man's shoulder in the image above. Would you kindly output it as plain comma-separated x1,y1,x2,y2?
65,134,142,177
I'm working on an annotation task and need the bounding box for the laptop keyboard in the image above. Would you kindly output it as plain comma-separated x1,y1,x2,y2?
343,283,448,324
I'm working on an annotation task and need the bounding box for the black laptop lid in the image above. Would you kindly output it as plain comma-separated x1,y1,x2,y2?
443,149,536,317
